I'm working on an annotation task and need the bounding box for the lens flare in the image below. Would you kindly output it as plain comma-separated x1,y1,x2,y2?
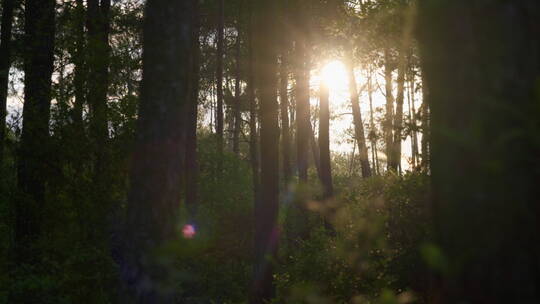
182,224,196,239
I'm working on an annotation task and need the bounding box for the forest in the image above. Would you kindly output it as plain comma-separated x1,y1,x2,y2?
0,0,539,303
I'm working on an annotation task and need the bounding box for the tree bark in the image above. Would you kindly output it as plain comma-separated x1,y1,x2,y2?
233,9,242,156
318,84,333,198
346,48,372,178
250,1,279,302
384,48,395,172
87,0,111,170
185,0,200,224
391,49,406,173
16,0,55,265
247,1,260,205
120,1,194,301
0,0,15,167
72,0,85,133
216,0,224,160
368,67,380,175
295,36,310,182
280,52,291,183
418,0,540,302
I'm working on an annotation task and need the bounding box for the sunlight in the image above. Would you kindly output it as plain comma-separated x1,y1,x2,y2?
320,60,348,96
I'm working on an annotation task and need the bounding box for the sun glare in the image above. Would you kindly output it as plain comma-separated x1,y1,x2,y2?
320,60,348,95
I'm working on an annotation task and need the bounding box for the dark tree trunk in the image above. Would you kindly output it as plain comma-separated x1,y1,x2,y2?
280,52,291,183
384,48,395,172
420,69,430,171
318,84,333,198
408,64,419,169
346,48,372,178
418,0,540,302
250,1,279,303
216,0,224,160
72,0,86,132
185,0,200,223
0,0,15,167
309,119,322,179
247,2,260,204
120,1,194,301
16,0,55,265
295,36,310,182
233,8,242,156
391,50,406,173
87,0,111,170
368,67,380,175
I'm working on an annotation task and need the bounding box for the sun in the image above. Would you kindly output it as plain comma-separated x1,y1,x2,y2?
320,60,348,95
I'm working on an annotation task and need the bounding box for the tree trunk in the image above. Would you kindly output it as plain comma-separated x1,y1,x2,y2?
391,50,406,173
0,0,15,167
120,1,194,302
368,67,380,175
295,36,310,182
233,10,242,156
216,0,224,160
247,2,260,205
280,52,291,183
418,0,540,302
87,0,111,171
384,48,395,172
346,48,372,178
318,84,333,198
250,1,279,302
420,70,430,171
72,0,85,132
16,0,55,265
185,0,200,224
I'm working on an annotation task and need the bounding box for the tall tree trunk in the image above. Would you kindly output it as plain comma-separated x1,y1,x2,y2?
384,48,395,172
185,0,200,223
346,48,372,178
408,65,419,169
368,67,380,175
120,1,194,302
16,0,55,265
72,0,85,132
0,0,15,167
87,0,111,172
216,0,224,161
233,10,242,156
318,84,333,198
420,70,430,171
280,52,291,183
309,119,321,179
250,1,279,302
295,36,310,182
418,0,540,302
391,50,406,173
247,2,260,204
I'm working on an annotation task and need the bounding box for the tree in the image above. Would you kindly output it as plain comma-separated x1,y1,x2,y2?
279,43,291,183
247,0,260,204
295,33,310,182
418,0,540,302
232,4,242,156
120,0,194,301
71,0,86,133
185,0,201,223
318,83,332,197
0,0,15,167
383,48,395,172
250,0,279,302
216,0,224,160
15,0,55,265
346,46,372,178
87,0,111,170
